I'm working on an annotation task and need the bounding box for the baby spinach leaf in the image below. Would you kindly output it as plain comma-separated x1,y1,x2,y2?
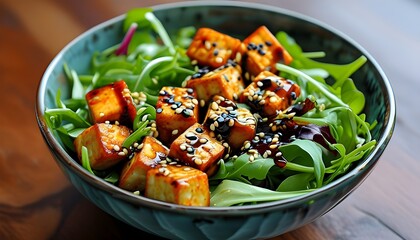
276,173,314,191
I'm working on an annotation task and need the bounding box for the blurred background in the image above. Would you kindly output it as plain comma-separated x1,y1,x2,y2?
1,0,419,239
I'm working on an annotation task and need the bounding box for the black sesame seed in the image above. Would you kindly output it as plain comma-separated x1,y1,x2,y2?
258,49,266,55
265,41,272,46
195,127,203,133
290,92,297,100
187,88,194,94
186,134,198,141
213,49,219,56
212,42,217,47
156,108,163,113
258,43,264,49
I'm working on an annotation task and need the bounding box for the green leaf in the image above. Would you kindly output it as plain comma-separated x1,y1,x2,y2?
280,139,325,187
340,78,365,114
210,154,275,182
276,173,314,191
81,146,95,175
122,120,150,148
210,180,313,207
123,8,153,32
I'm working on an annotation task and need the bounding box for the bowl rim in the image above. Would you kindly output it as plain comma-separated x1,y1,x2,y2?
36,0,396,216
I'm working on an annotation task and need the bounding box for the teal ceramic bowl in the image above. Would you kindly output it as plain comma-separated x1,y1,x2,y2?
36,1,395,239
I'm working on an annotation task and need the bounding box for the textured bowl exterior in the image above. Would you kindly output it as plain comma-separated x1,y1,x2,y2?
36,2,395,239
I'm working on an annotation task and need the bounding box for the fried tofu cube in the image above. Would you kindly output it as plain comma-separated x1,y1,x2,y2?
118,136,169,192
240,71,301,117
243,26,293,77
156,87,199,145
187,28,244,69
186,62,245,104
169,123,225,174
86,80,137,126
203,96,256,151
74,123,131,170
145,165,210,206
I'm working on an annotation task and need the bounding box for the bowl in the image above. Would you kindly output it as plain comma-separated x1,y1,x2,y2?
36,1,395,239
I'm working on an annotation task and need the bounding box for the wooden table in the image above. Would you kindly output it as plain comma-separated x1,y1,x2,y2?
1,0,418,239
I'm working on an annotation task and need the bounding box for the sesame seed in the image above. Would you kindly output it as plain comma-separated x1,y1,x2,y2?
118,152,126,156
205,41,211,50
257,81,263,87
192,99,198,105
235,52,242,62
142,115,149,121
184,167,191,171
211,102,218,110
259,100,266,105
133,191,140,195
133,142,139,148
244,142,251,149
191,59,198,65
180,144,187,151
99,112,105,117
210,124,215,131
175,108,183,114
194,159,203,165
263,152,268,158
276,152,283,157
245,72,250,80
187,147,194,153
137,143,144,150
249,155,255,161
228,119,235,127
199,138,208,144
213,121,219,128
105,120,110,124
223,142,229,148
113,145,120,151
200,99,206,107
215,57,223,63
172,129,179,135
258,132,265,137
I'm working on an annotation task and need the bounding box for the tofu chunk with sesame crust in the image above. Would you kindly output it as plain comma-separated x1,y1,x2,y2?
243,26,293,77
118,136,169,192
240,71,301,117
74,123,131,170
186,62,245,104
86,80,137,127
187,28,244,69
145,164,210,206
203,96,256,152
168,123,225,175
155,87,199,146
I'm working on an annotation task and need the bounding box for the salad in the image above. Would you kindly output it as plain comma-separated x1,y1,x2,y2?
44,8,376,207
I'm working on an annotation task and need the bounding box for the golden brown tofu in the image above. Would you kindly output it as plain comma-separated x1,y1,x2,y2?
186,28,244,69
74,123,131,170
240,71,301,117
145,164,210,206
243,26,293,77
203,96,256,152
168,123,225,174
186,62,245,104
156,87,199,146
86,80,137,127
118,136,169,192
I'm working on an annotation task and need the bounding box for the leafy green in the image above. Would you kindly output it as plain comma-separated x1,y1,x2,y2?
210,154,275,184
210,180,313,207
81,146,94,175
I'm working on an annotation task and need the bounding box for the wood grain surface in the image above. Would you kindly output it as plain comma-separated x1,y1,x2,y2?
1,0,419,239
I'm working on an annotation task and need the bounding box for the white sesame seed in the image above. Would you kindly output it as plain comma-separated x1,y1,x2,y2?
118,152,126,156
215,57,223,63
210,124,215,131
191,59,198,65
211,102,218,110
194,158,203,165
172,129,179,135
99,112,105,117
205,41,211,50
228,119,235,127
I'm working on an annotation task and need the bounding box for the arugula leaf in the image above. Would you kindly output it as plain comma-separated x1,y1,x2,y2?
210,180,313,207
210,154,275,183
123,8,153,32
279,139,325,187
276,173,314,191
